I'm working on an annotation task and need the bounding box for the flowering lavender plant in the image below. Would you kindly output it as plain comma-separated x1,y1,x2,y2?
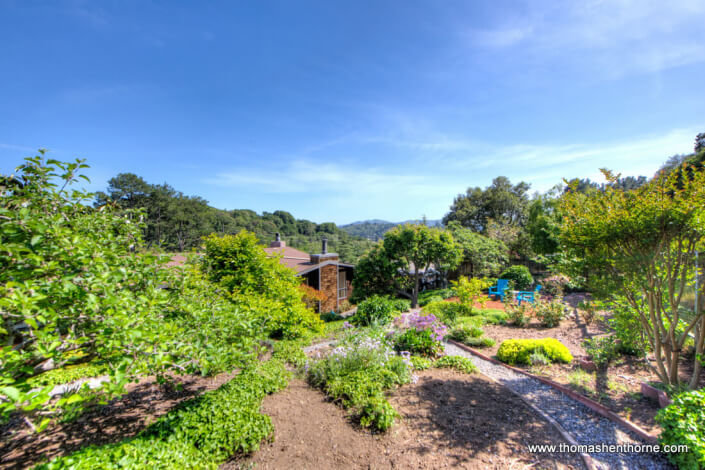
392,312,447,357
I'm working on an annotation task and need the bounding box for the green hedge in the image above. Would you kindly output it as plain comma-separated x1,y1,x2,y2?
37,361,290,469
656,389,705,470
497,338,573,365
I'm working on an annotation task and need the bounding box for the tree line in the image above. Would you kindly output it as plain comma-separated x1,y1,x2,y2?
94,173,374,262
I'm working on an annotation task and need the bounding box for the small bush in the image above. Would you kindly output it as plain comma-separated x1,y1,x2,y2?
583,336,619,368
393,329,443,358
351,296,397,326
337,299,353,313
541,274,570,297
462,337,495,348
409,356,432,370
321,311,344,322
423,301,471,325
272,340,307,368
390,298,411,313
497,338,573,365
306,332,412,432
450,276,492,314
506,302,531,327
577,300,599,325
656,389,705,470
447,325,484,342
534,296,566,327
434,355,477,374
499,265,534,291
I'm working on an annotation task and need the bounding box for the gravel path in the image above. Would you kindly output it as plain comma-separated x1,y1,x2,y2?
444,342,672,470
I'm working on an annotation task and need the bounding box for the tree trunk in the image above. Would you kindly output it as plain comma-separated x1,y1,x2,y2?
412,272,420,308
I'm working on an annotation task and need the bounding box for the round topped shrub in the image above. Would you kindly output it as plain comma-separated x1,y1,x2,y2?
497,338,573,365
499,265,534,291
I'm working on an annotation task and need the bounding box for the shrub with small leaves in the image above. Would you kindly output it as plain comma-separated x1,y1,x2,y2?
583,336,619,368
534,296,566,327
506,302,531,327
351,295,397,326
529,351,550,366
409,356,432,370
461,337,496,348
499,265,534,291
434,355,477,374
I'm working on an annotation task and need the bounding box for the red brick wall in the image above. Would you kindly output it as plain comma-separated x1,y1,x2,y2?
320,263,338,312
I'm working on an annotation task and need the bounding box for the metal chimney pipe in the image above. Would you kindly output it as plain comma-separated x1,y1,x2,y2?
322,238,328,254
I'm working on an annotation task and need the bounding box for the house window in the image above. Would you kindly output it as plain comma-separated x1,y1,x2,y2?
338,270,347,300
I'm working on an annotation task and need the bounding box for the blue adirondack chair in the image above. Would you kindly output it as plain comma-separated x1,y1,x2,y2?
488,278,510,301
517,285,542,305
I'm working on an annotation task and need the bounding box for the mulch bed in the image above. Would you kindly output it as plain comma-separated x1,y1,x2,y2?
0,371,237,470
232,370,584,470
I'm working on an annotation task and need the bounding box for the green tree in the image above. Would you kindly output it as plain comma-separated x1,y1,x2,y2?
443,176,530,232
383,224,461,307
446,221,508,278
560,168,705,388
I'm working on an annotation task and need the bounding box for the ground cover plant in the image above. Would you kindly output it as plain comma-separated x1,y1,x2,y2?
36,360,290,469
434,355,477,374
446,325,495,348
497,338,573,365
306,330,413,431
655,388,705,470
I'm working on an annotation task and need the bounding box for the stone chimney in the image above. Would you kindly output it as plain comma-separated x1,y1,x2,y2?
269,232,286,248
310,237,338,264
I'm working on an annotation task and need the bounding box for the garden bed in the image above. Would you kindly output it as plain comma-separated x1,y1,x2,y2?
0,371,237,469
235,370,584,470
471,296,704,436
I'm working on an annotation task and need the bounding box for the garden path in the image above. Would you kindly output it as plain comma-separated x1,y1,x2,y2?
444,342,672,470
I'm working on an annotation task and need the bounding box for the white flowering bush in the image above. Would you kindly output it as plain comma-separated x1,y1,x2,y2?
306,331,414,431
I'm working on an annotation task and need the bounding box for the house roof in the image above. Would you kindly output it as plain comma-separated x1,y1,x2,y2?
263,246,316,273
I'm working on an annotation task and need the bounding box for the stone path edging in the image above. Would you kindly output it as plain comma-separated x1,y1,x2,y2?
447,339,658,444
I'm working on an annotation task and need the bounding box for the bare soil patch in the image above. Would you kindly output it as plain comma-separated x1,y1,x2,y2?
0,371,237,470
233,369,584,470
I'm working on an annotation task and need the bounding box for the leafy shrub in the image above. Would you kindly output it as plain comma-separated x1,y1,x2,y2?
392,312,447,357
499,265,534,291
461,337,496,348
306,332,412,431
607,297,650,356
409,356,432,370
497,338,573,365
298,284,327,310
389,298,411,313
321,311,344,322
577,300,599,325
583,336,619,368
447,325,484,342
352,295,399,327
39,361,290,469
203,232,323,339
541,274,570,297
450,276,492,314
434,355,477,374
506,302,531,327
655,389,705,470
423,300,471,325
534,296,566,327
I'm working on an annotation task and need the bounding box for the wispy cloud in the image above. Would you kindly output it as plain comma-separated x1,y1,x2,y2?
463,0,705,76
202,126,699,222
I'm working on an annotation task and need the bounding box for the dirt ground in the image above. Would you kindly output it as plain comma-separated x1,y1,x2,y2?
233,370,584,470
0,371,237,470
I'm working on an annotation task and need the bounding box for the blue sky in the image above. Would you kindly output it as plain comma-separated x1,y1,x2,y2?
1,0,704,224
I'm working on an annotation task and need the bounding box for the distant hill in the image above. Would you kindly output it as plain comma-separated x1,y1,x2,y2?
340,219,442,240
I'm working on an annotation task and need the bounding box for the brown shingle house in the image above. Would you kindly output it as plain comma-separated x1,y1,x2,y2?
264,233,354,312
